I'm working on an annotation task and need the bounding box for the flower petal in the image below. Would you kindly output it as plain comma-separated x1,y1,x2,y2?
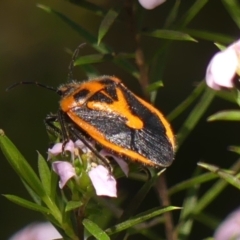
52,161,76,188
88,165,117,197
48,140,75,160
100,149,129,176
75,139,91,153
214,208,240,240
206,40,240,90
47,143,63,160
9,222,61,240
64,140,75,153
138,0,166,10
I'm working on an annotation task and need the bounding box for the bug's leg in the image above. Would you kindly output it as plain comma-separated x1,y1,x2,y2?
44,114,62,136
50,110,113,172
45,111,72,152
44,113,64,148
57,110,73,151
69,126,113,173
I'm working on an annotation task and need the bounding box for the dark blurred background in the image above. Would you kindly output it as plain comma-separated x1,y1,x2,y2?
1,0,240,239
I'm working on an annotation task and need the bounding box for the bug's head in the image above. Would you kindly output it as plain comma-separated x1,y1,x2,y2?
56,82,81,98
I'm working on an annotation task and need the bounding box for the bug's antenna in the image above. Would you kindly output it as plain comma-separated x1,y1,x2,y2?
68,43,86,81
6,81,57,92
6,43,87,93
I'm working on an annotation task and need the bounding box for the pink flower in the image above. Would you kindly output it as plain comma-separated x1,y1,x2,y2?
75,139,91,153
47,140,75,160
9,222,61,240
206,39,240,90
48,141,123,197
138,0,166,10
214,208,240,240
100,149,129,176
52,161,76,188
52,160,117,197
89,165,117,197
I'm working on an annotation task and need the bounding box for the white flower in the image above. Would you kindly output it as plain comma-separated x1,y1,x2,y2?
138,0,166,10
206,39,240,90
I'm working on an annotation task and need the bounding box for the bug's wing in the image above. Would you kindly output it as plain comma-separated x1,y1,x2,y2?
133,115,174,166
72,103,174,167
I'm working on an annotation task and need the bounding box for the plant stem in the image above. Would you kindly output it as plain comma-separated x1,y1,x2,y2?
155,173,177,240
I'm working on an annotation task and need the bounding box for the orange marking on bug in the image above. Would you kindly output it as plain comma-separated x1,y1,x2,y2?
60,95,78,111
60,80,106,111
87,87,143,130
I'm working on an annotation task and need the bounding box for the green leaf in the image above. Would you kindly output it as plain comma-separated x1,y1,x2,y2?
228,145,240,155
216,89,238,103
195,212,219,230
168,81,205,121
169,172,217,196
106,206,180,235
146,81,163,93
177,168,201,239
178,0,209,27
193,159,240,214
50,170,58,201
75,53,114,65
148,80,164,102
236,90,240,106
164,0,181,27
177,87,215,147
183,29,234,44
142,29,197,42
66,0,106,17
98,7,121,45
83,219,110,240
3,194,50,214
80,64,100,78
22,180,42,205
38,152,51,196
0,130,45,197
0,130,62,223
75,53,135,66
214,43,226,50
222,0,240,29
65,201,83,212
198,162,240,190
207,110,240,121
149,43,170,91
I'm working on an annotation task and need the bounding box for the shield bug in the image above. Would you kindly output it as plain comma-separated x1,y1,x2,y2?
7,45,175,168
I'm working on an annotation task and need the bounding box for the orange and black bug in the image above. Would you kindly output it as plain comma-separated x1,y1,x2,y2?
7,46,175,168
